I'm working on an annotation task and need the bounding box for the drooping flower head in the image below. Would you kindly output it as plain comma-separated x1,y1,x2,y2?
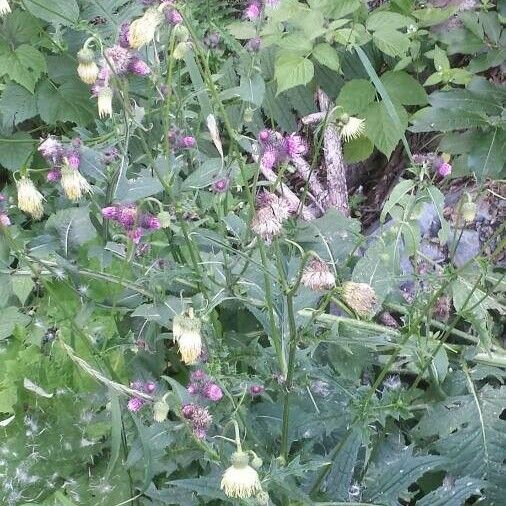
16,177,44,220
129,7,164,49
97,87,113,118
339,114,365,142
341,281,378,318
0,0,11,17
221,451,262,499
172,308,203,365
251,206,283,243
77,47,99,85
60,158,92,201
301,257,336,292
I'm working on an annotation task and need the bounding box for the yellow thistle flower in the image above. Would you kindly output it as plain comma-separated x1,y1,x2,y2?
60,162,92,202
341,281,378,318
153,399,170,423
339,114,365,142
97,87,113,118
0,0,11,16
173,309,202,365
221,451,262,499
16,177,44,220
173,41,192,60
128,8,163,49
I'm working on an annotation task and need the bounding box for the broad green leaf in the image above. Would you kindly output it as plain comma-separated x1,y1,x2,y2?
277,33,313,53
45,207,96,255
424,185,450,244
0,43,46,92
226,21,257,39
12,276,35,305
275,52,314,94
312,43,340,72
412,6,457,26
0,132,35,171
410,107,490,132
114,168,164,202
343,136,374,163
418,477,485,506
468,129,506,180
381,70,428,106
337,79,376,115
366,11,413,31
0,307,31,340
22,0,79,26
432,45,451,71
1,10,43,46
364,101,408,158
309,0,361,18
36,79,95,126
0,82,38,127
373,30,410,58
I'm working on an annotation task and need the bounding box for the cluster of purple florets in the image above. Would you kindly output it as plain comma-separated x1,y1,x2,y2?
186,369,224,402
167,127,196,152
258,129,308,171
413,153,452,177
127,380,157,412
101,204,161,243
38,137,82,183
181,403,213,439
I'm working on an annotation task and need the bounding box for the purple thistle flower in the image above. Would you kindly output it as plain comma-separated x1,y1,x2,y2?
39,137,64,164
144,381,157,394
187,383,199,395
249,384,264,396
0,214,10,227
191,369,207,381
101,206,119,220
127,227,143,244
244,1,261,19
117,205,138,229
140,213,161,230
47,168,62,183
283,133,307,158
105,45,132,75
119,22,131,48
165,8,183,25
212,177,230,193
203,31,220,49
182,403,196,419
66,151,81,170
437,161,452,177
181,136,196,148
128,57,151,76
103,147,119,164
127,397,145,412
203,383,223,402
246,36,262,52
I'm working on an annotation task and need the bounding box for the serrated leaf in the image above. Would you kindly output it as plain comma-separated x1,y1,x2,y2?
23,0,79,26
45,207,96,255
418,477,484,506
114,168,164,202
373,30,410,58
0,132,35,171
410,107,489,132
36,78,95,126
337,79,376,115
381,70,428,106
312,43,340,72
0,43,46,92
275,52,314,94
366,11,413,31
0,82,38,126
0,307,31,340
412,6,457,26
365,101,408,158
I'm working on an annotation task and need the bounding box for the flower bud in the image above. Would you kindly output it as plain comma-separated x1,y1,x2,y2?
461,196,476,224
157,211,172,228
173,41,191,60
341,281,378,318
173,24,190,42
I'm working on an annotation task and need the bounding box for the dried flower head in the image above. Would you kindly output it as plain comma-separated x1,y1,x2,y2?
60,161,92,201
77,47,99,84
173,309,203,364
98,87,113,118
339,115,365,142
0,0,11,16
129,8,163,49
251,206,283,243
16,177,44,220
221,451,262,499
341,281,378,318
301,258,336,292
